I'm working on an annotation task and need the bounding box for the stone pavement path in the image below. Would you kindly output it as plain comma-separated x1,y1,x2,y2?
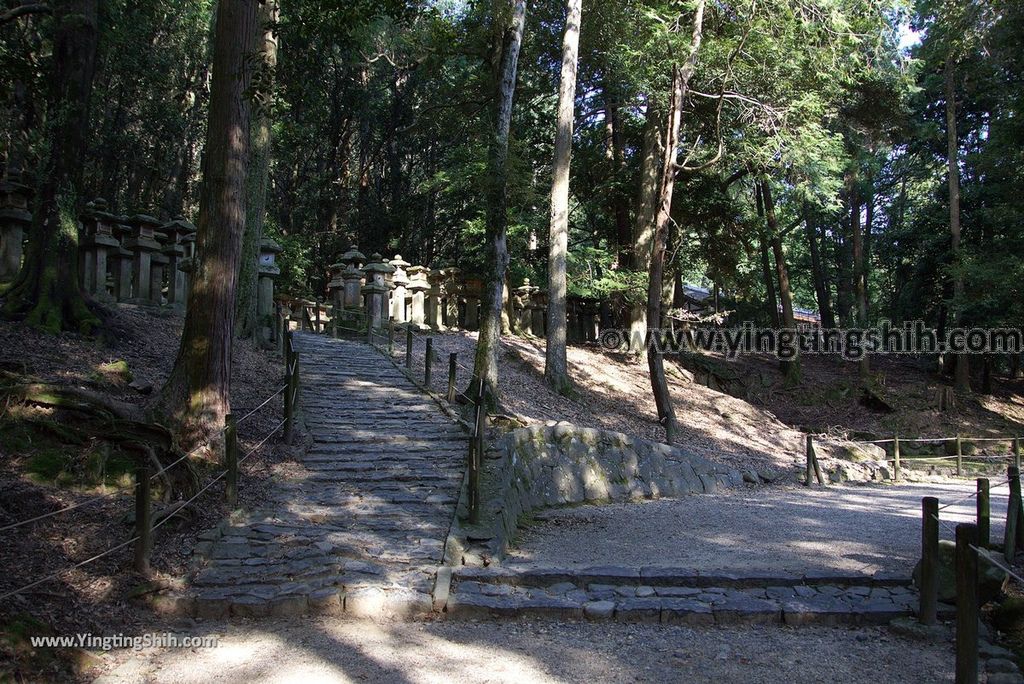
185,332,469,618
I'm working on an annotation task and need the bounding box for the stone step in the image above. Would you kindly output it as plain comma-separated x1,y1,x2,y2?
444,582,921,626
453,565,912,590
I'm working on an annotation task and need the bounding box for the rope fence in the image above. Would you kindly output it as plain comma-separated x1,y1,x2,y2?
0,340,295,603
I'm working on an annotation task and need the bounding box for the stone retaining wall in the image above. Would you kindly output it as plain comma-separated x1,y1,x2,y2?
447,423,757,566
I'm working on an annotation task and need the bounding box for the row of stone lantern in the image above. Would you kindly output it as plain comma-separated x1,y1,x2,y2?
77,200,198,309
324,246,483,333
313,244,615,343
0,169,33,282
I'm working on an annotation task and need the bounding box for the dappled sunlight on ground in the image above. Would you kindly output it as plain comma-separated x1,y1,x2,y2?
505,482,1008,577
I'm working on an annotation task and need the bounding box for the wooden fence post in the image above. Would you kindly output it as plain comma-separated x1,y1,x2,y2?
425,338,433,386
956,435,963,477
468,380,486,525
315,301,322,333
805,435,814,486
893,435,902,481
1014,437,1021,471
920,496,939,626
225,413,238,507
977,478,990,550
1011,465,1024,549
447,353,457,403
134,461,152,574
406,328,413,369
804,435,824,486
277,310,285,356
285,348,299,446
955,523,979,684
1005,466,1021,562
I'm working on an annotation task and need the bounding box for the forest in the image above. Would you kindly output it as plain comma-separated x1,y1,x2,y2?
1,0,1023,681
3,0,1022,444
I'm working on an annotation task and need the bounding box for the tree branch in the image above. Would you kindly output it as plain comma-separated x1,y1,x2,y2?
0,3,50,26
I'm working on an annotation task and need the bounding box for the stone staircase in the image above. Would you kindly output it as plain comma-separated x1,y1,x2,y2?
176,332,469,619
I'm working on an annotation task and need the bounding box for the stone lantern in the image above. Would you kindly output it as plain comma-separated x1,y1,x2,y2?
442,267,461,329
149,231,170,306
78,198,119,302
327,262,346,311
361,253,393,329
107,222,131,301
389,255,411,324
0,169,33,281
342,264,363,310
531,288,548,338
339,245,366,270
406,265,430,329
123,214,163,305
462,278,482,331
258,238,282,329
515,279,535,335
160,216,195,310
427,268,446,331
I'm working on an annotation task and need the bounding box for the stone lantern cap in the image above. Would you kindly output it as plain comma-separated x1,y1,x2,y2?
162,216,197,243
340,245,367,268
516,278,534,295
0,205,32,225
125,213,163,251
362,253,395,274
342,264,363,281
259,237,282,277
0,170,34,210
83,198,120,223
390,255,411,286
406,265,430,291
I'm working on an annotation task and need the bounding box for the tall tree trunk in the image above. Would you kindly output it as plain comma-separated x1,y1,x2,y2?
155,0,258,451
544,0,582,395
603,81,631,269
946,59,970,392
755,183,779,327
646,0,705,444
849,173,869,377
471,0,526,406
2,0,100,334
237,0,279,342
805,210,835,329
627,102,663,353
760,179,800,384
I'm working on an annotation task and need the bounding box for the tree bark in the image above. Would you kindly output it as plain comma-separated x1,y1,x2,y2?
805,209,835,329
2,0,100,335
760,179,800,383
154,0,259,451
237,0,279,342
472,0,526,407
946,58,970,392
849,173,869,377
646,0,705,444
627,102,663,353
755,183,779,327
544,0,582,395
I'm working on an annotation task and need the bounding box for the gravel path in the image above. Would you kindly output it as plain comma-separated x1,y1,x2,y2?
505,482,1008,576
93,616,954,683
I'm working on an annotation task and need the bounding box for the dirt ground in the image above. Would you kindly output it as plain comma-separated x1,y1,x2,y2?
0,306,291,680
90,616,955,684
505,481,1007,576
